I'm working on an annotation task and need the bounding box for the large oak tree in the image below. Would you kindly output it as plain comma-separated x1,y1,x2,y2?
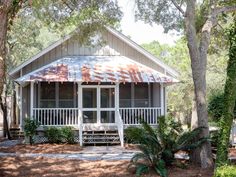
135,0,236,168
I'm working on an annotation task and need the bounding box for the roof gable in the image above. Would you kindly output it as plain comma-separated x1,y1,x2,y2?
9,27,178,78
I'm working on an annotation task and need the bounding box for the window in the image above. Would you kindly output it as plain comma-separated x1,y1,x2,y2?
39,82,76,108
40,82,56,108
59,82,74,108
83,111,97,123
119,83,131,107
101,88,115,108
83,88,97,108
101,111,115,123
134,83,149,107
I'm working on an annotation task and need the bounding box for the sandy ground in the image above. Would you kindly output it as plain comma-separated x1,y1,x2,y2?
0,143,83,154
0,156,214,177
0,141,223,177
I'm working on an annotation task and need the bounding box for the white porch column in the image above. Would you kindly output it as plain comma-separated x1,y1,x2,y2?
97,86,101,125
115,82,120,121
164,86,167,115
19,85,23,130
78,82,83,146
15,84,19,126
160,83,164,116
30,82,34,119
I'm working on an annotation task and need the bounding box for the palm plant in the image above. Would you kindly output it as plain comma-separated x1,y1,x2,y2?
129,121,167,177
128,116,208,177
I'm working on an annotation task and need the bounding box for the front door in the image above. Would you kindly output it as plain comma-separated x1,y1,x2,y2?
82,85,116,124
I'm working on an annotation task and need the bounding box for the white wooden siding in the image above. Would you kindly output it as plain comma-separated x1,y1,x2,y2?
21,29,166,76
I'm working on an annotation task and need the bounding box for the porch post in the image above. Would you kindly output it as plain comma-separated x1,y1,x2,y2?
164,86,167,115
78,82,83,146
115,82,120,121
160,83,164,116
15,84,19,126
19,85,23,130
30,82,34,119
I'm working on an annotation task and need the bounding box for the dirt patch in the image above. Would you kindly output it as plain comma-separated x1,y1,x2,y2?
0,156,214,177
0,143,83,154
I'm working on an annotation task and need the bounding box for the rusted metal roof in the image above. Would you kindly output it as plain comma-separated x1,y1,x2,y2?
16,56,178,83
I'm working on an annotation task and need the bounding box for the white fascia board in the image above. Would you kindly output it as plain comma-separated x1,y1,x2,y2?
9,34,72,76
106,27,179,78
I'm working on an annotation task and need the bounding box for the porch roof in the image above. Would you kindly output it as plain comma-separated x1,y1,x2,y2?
15,56,178,84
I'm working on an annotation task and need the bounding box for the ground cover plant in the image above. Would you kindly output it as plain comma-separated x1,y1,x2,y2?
45,126,75,144
24,118,40,145
127,116,207,176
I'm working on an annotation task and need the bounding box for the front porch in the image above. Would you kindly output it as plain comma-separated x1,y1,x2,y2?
18,81,164,146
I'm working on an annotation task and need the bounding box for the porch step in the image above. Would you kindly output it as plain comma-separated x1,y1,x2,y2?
9,128,24,139
83,130,120,146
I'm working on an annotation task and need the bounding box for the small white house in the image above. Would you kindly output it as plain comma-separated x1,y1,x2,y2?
9,27,178,146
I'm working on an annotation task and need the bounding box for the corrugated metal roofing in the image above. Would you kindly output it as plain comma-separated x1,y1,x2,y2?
16,56,178,83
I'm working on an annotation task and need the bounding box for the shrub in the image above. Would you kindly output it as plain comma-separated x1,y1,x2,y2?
129,116,207,176
214,165,236,177
125,126,145,144
45,127,62,143
129,121,167,177
44,126,75,144
61,127,75,144
24,118,40,145
210,130,219,148
158,116,207,166
208,92,225,122
208,91,236,122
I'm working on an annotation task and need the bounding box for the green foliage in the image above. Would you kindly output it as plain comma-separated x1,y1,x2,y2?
129,121,166,177
216,20,236,167
210,130,219,148
61,127,75,144
125,126,145,144
208,91,225,122
45,127,63,144
24,118,40,145
129,116,206,176
158,116,207,165
135,0,184,33
45,126,75,144
208,90,236,122
214,165,236,177
142,39,194,123
142,37,227,124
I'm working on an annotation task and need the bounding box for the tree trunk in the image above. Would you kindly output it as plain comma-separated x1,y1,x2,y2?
0,1,11,139
1,102,11,139
0,2,8,101
185,0,213,168
191,98,198,130
216,22,236,166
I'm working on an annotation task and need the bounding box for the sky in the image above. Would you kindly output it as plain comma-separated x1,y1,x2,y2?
118,0,180,45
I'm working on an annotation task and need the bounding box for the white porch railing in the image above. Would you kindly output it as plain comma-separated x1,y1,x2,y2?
119,107,161,125
33,108,79,126
32,107,162,127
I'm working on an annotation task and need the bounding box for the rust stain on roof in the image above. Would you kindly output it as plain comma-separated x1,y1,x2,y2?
17,56,178,83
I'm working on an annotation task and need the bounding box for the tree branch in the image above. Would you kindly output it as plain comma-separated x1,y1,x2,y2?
170,0,185,16
212,5,236,17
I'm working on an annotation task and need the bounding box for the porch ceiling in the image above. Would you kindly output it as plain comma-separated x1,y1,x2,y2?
15,56,178,84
